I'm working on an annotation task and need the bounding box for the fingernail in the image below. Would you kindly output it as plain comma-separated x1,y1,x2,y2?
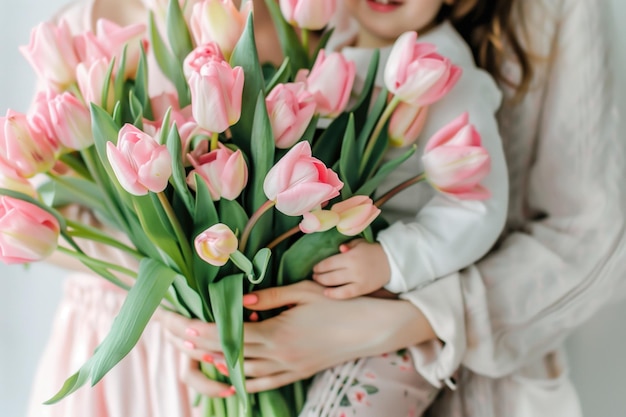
215,362,230,376
339,244,350,253
218,388,235,398
202,353,214,363
249,312,259,322
183,340,196,350
242,293,258,306
185,327,200,337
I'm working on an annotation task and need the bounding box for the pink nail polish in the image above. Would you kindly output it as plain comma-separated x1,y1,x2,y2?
185,327,200,337
183,340,196,350
339,244,350,253
249,312,259,322
242,293,258,306
202,354,214,363
215,363,230,376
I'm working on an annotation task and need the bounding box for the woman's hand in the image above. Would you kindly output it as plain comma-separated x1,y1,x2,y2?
160,281,435,394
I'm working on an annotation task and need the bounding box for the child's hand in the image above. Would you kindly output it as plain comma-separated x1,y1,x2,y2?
312,239,391,299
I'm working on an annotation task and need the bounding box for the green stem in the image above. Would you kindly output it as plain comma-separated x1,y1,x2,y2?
360,96,401,174
59,153,92,180
157,192,195,280
239,200,276,252
210,132,220,151
301,29,310,56
294,380,305,413
266,225,300,250
57,246,137,278
374,173,426,208
66,219,143,258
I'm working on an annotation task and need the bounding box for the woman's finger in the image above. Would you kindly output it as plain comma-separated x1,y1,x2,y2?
243,280,326,311
312,270,351,287
245,371,307,393
179,357,233,398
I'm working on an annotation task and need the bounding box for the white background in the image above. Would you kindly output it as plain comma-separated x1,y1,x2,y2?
1,1,625,416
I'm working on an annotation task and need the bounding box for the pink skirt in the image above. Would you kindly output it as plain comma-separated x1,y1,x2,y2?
26,274,198,417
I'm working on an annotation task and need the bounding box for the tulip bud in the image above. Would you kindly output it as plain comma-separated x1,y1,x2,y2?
265,82,316,149
388,103,429,147
189,0,252,58
422,112,491,200
0,110,57,178
0,164,36,197
96,19,148,80
331,196,380,236
296,51,355,118
299,209,340,234
77,58,116,108
183,42,225,79
0,196,60,264
106,124,173,196
187,144,248,200
19,20,80,91
195,223,238,266
264,141,343,216
279,0,337,30
385,31,461,106
49,92,93,150
188,60,244,133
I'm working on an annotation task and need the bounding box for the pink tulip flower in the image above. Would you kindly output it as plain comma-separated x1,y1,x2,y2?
77,58,116,108
279,0,337,30
265,82,316,149
388,103,429,147
19,20,80,91
188,60,244,133
0,164,36,197
106,124,172,196
0,196,60,264
299,209,339,234
28,90,60,152
187,143,248,200
195,223,238,266
296,51,356,118
74,31,110,66
96,19,148,79
183,42,225,79
385,31,461,106
264,141,343,216
189,0,252,58
422,112,491,200
331,195,380,236
0,110,57,178
49,92,93,150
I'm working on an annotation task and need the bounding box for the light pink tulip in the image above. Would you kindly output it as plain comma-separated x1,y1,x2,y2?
265,82,316,149
422,112,491,200
183,42,225,79
0,196,60,264
77,58,116,108
96,19,148,79
74,31,110,65
331,195,380,236
195,223,238,266
189,0,252,58
389,103,429,147
0,164,36,197
106,124,172,196
0,110,57,178
49,93,93,150
189,61,244,133
385,31,461,106
28,91,61,152
264,141,343,216
279,0,337,30
296,51,355,118
187,143,248,200
19,20,80,90
299,209,339,234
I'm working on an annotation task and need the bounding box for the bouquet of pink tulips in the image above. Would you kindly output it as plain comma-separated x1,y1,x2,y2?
0,0,490,415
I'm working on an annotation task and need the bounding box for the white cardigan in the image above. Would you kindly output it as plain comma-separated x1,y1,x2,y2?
395,1,625,416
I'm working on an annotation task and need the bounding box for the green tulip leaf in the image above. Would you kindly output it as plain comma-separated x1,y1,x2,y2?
166,124,195,214
166,0,194,62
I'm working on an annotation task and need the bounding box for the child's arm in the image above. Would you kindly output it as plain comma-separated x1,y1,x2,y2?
312,240,391,299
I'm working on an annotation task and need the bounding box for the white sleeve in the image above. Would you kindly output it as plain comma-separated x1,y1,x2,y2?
377,66,508,293
401,0,626,386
